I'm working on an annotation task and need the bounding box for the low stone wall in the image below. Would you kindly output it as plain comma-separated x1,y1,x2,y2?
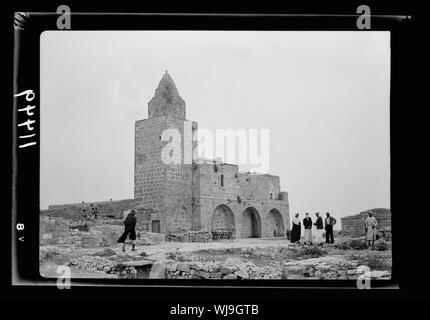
41,199,135,219
40,216,164,248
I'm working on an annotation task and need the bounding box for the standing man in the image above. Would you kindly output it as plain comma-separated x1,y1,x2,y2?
291,213,301,243
325,212,337,244
365,211,378,247
118,210,137,252
303,213,313,245
314,212,324,245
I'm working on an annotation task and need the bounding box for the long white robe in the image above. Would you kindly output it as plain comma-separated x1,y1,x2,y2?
366,216,378,240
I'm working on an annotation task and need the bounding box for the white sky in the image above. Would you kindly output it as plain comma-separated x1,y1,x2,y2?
40,31,390,224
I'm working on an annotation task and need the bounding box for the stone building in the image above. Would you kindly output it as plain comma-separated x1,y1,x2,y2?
134,72,290,238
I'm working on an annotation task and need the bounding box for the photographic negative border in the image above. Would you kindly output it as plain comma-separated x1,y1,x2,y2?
11,7,414,298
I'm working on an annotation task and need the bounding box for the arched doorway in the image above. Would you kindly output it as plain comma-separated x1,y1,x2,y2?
267,209,285,237
211,204,235,240
240,207,262,238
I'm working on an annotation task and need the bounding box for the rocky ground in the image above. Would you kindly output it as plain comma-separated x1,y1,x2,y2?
39,235,392,280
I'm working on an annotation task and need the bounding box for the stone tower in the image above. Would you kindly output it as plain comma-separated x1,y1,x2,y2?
134,71,196,234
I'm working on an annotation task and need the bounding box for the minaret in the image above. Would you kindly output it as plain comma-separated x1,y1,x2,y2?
134,71,195,234
148,71,186,119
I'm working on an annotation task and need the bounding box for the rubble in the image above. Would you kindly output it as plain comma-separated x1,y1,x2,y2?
282,255,391,280
161,258,282,280
166,231,211,242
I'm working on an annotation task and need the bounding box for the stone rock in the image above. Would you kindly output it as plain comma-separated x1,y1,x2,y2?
234,269,249,279
103,266,111,273
149,262,167,279
167,262,179,272
223,274,238,280
129,266,137,274
122,260,154,267
210,272,223,279
177,263,190,272
196,270,210,279
208,263,220,273
219,267,233,274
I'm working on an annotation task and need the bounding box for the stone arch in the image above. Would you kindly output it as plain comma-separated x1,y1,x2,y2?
211,204,236,238
240,207,262,238
266,208,285,237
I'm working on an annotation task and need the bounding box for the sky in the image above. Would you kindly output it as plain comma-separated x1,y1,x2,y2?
40,31,390,225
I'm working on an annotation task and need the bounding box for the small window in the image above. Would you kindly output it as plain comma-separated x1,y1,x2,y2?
221,174,224,187
270,193,273,199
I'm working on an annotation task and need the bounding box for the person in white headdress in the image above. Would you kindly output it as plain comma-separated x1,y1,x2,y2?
365,211,378,247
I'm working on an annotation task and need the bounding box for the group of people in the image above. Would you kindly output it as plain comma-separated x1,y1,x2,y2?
290,212,337,245
290,210,379,247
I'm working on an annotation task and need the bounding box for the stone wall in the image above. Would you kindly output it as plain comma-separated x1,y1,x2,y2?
42,199,135,219
238,173,281,201
341,208,391,237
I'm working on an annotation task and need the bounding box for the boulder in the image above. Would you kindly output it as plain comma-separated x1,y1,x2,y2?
219,267,233,275
210,272,223,279
234,269,249,279
196,270,210,279
148,262,167,279
223,274,238,280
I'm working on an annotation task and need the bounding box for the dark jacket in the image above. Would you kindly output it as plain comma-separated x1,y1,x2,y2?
314,216,323,229
117,213,137,243
324,216,337,230
303,217,312,229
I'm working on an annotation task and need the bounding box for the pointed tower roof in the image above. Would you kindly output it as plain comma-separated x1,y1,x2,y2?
148,71,186,119
155,70,179,99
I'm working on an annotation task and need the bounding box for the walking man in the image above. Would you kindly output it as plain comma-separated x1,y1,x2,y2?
365,211,378,247
303,213,313,245
118,210,137,252
291,213,301,243
325,212,336,244
314,212,324,245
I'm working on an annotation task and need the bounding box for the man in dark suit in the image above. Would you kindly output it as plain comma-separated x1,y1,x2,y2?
324,212,337,244
314,212,324,245
303,213,313,245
